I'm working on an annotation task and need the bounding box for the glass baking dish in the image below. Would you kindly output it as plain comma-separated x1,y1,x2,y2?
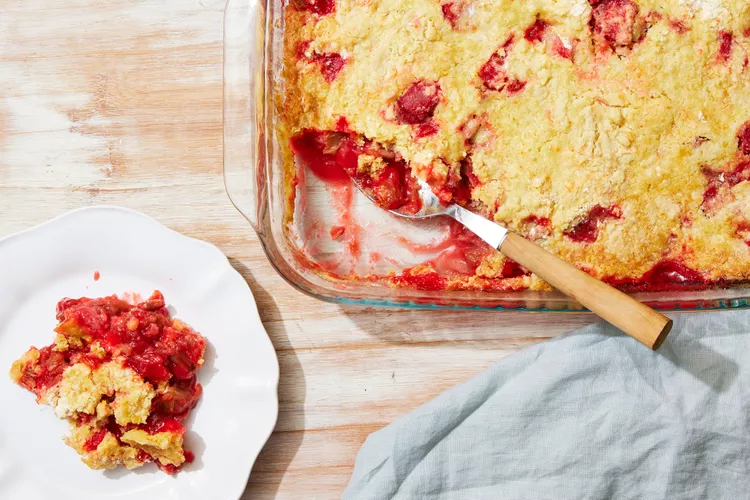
222,0,750,312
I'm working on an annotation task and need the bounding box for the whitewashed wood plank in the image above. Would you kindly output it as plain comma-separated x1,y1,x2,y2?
0,2,593,499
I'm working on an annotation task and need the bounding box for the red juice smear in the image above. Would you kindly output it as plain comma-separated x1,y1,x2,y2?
396,226,454,255
411,222,493,279
330,184,361,262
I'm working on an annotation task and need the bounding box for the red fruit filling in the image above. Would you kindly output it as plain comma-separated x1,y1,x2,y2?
590,0,645,50
505,79,527,94
391,269,448,291
501,259,530,278
289,130,351,185
607,260,707,292
291,0,335,15
524,19,549,43
335,116,350,132
669,18,689,34
83,428,108,452
552,37,574,59
564,205,623,243
479,52,509,91
52,291,206,390
524,18,575,60
395,81,442,125
291,129,422,213
443,158,480,206
415,122,440,139
737,121,750,155
441,1,474,31
735,221,750,247
152,376,203,419
478,37,526,94
144,416,186,435
520,215,552,239
701,161,750,213
311,52,346,82
458,115,482,144
718,30,733,63
14,346,66,397
297,43,346,82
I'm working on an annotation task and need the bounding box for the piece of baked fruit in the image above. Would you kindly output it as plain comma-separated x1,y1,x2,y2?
10,291,206,474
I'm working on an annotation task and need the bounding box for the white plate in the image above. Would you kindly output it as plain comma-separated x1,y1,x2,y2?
0,206,279,500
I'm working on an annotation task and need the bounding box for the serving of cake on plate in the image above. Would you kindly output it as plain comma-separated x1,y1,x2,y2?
281,0,750,292
10,291,206,474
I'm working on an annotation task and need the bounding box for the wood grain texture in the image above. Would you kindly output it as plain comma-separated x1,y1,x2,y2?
500,232,673,349
0,2,597,498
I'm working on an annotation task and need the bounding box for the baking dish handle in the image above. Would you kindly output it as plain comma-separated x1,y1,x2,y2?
223,0,266,231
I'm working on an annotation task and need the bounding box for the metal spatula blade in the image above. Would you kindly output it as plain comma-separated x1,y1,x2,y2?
353,175,672,350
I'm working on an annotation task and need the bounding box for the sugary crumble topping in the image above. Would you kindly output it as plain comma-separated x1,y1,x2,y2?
282,0,750,292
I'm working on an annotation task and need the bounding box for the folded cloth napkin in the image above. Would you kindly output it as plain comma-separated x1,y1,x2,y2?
343,311,750,500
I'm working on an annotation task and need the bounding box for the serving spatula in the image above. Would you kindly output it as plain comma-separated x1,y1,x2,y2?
360,177,673,350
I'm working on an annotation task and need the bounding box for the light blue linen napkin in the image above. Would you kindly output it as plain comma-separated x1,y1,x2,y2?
344,311,749,500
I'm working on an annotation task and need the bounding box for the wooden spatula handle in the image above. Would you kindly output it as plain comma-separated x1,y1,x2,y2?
499,232,672,349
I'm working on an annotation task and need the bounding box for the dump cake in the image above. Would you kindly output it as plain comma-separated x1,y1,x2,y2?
282,0,750,291
10,291,206,474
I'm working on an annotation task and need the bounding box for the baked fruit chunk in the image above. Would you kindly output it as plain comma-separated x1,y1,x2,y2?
282,0,750,292
10,291,206,474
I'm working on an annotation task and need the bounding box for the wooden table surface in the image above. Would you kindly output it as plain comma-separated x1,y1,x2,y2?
0,1,597,497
